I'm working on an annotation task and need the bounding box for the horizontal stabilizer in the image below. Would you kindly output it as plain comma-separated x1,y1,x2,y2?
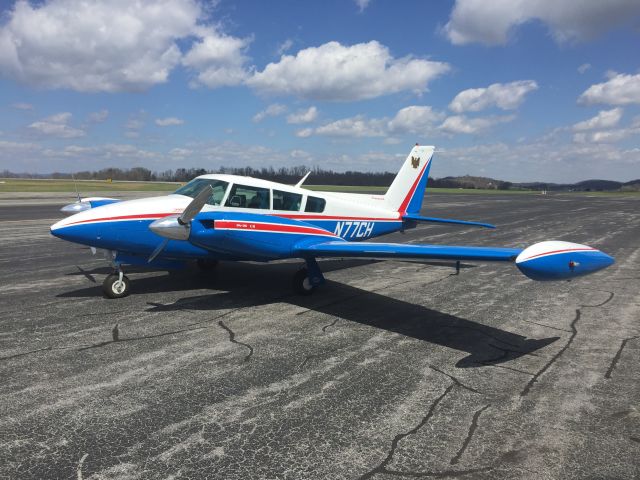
403,214,495,229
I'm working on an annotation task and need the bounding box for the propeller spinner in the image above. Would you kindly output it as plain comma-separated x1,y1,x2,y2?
147,185,212,262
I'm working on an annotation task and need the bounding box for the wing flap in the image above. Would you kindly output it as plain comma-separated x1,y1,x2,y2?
295,240,521,262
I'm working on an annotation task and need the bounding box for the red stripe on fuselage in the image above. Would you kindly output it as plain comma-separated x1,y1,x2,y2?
273,214,400,221
64,213,401,227
67,213,175,225
215,220,336,237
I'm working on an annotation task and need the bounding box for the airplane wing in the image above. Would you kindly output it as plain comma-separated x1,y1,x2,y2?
294,240,521,263
293,238,614,280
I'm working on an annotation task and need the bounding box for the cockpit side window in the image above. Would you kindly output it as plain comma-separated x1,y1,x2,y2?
273,189,302,211
225,183,270,209
174,179,229,206
305,196,326,213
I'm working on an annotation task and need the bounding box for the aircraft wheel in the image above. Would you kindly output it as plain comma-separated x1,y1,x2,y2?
196,259,219,272
293,268,316,296
103,273,131,299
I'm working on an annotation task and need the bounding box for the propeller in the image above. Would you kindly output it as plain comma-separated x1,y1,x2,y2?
148,238,169,263
147,185,212,263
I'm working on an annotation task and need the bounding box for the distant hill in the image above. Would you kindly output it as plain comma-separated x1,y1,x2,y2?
621,179,640,191
431,175,639,192
429,175,513,190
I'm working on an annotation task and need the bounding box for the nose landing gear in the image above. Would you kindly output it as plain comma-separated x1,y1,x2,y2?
103,269,131,299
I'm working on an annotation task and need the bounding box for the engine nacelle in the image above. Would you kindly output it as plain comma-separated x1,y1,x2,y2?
516,241,614,281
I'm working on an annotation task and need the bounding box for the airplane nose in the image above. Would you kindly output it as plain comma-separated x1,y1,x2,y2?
50,221,83,242
50,218,71,239
50,215,102,244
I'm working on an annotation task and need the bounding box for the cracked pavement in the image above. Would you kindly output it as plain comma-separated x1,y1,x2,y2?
1,193,639,479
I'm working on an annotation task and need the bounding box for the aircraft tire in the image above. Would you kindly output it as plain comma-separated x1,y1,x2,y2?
103,273,131,299
293,268,316,296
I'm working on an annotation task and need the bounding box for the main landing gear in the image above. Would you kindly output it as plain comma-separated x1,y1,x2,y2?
103,269,131,299
293,258,325,296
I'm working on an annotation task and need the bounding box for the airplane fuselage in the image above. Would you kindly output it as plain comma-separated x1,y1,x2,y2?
51,174,407,264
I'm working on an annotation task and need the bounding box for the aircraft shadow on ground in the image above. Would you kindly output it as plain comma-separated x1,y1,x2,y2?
59,259,555,368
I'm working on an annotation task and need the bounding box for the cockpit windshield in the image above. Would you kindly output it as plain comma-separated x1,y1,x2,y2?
174,178,229,206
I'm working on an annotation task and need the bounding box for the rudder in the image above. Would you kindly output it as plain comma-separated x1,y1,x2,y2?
384,145,434,215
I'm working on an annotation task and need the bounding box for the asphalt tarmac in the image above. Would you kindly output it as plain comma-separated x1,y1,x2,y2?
1,192,639,479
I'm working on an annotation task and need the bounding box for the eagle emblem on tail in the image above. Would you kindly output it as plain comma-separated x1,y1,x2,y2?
411,156,420,169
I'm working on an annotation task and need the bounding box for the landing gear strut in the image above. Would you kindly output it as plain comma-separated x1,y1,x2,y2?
293,258,325,295
103,269,131,299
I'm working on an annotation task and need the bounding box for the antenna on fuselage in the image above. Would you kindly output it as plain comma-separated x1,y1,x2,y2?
61,174,91,213
295,171,311,188
72,173,81,203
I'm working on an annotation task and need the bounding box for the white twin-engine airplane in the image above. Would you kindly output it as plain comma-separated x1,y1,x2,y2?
51,145,614,298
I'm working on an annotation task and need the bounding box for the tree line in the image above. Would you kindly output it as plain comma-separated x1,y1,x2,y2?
3,166,400,186
1,165,518,189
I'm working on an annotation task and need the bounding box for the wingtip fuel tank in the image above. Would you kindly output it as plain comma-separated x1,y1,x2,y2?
515,241,614,281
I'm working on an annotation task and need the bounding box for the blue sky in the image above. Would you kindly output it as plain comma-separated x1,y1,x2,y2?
0,0,639,182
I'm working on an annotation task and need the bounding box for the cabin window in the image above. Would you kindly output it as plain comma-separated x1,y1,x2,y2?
305,196,326,213
273,189,302,211
225,183,270,209
174,179,229,206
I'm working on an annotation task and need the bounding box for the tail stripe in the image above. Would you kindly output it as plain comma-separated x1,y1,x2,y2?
397,157,431,214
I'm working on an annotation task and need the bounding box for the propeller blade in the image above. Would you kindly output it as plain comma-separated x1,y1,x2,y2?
179,185,212,224
148,238,170,263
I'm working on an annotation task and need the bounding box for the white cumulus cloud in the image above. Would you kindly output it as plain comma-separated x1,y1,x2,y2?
573,115,640,144
89,110,109,123
155,117,184,127
253,104,287,123
277,39,294,56
355,0,371,12
572,108,623,131
444,0,640,46
287,106,318,124
248,41,450,101
295,128,313,138
12,102,33,110
182,27,252,88
28,112,85,138
299,105,444,138
0,0,250,92
439,114,515,134
314,116,387,137
578,72,640,106
387,106,444,134
449,80,538,113
578,63,591,74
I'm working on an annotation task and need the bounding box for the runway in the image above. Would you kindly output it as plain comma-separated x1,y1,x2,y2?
1,192,639,479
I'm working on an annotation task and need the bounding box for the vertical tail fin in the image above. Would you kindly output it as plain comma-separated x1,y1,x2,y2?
384,145,434,215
